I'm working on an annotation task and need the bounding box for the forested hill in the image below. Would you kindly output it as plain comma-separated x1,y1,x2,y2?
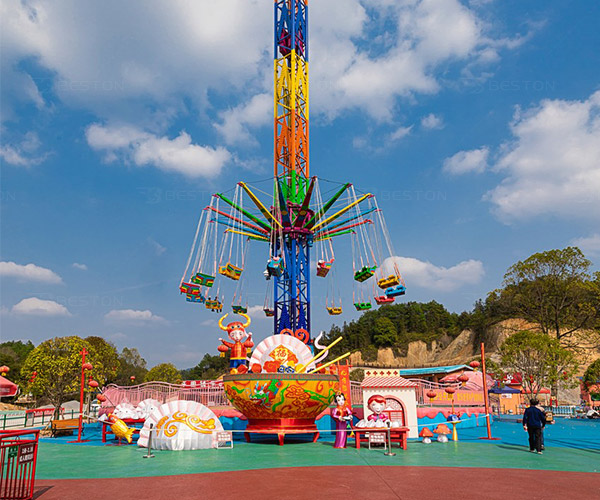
321,301,473,362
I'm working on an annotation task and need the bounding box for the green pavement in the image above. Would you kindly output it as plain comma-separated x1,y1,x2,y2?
36,439,600,480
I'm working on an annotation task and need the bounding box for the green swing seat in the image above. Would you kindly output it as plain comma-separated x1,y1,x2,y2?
354,266,377,282
191,272,215,287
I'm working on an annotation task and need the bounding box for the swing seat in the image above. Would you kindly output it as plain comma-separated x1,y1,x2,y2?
209,300,223,313
191,272,215,287
180,283,200,295
219,262,243,281
374,295,395,305
378,275,400,289
354,302,372,311
263,308,275,317
385,285,406,297
232,305,248,314
316,259,334,277
327,306,343,315
267,258,284,277
354,266,377,282
186,294,205,303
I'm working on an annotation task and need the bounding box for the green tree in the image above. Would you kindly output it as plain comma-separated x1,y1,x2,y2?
498,330,578,400
145,363,181,384
85,336,120,384
188,354,228,380
349,368,365,382
497,247,600,348
0,340,35,388
583,359,600,386
373,317,398,347
114,347,148,385
21,336,102,419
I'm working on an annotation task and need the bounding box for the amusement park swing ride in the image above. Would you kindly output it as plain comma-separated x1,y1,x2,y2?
179,0,406,440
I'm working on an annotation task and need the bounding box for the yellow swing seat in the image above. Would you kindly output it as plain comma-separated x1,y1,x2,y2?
219,262,243,281
378,274,400,289
327,306,343,316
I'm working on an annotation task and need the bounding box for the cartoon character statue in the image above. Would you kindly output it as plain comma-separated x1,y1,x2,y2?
332,392,353,449
367,395,389,423
104,413,135,444
218,313,254,374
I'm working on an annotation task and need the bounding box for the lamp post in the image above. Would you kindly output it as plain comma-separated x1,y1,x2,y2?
445,387,456,414
71,348,92,443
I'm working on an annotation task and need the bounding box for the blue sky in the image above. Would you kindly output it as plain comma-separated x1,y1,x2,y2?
1,0,599,369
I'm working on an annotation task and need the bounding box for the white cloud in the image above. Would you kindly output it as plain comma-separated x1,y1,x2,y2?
421,113,444,130
571,234,600,256
105,309,165,323
0,0,272,122
311,0,491,120
215,93,271,146
386,256,484,292
147,238,166,256
443,147,489,175
389,125,413,142
72,263,88,271
11,297,71,317
1,0,524,131
85,123,230,178
0,132,48,167
485,90,600,221
0,261,63,284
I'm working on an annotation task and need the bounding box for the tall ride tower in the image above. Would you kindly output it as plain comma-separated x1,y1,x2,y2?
272,0,312,343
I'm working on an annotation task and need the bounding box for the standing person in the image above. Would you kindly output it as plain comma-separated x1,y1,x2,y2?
523,398,546,454
332,392,353,448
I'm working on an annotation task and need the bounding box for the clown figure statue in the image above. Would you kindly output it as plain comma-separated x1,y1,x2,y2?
218,313,254,374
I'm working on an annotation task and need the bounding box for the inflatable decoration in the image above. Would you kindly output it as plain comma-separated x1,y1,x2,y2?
434,423,451,443
367,395,389,424
419,427,434,444
249,335,314,374
138,401,223,451
224,334,338,437
136,398,161,420
113,403,138,420
106,414,135,444
218,313,253,374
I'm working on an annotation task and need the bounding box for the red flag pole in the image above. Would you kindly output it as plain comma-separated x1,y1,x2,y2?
479,342,499,440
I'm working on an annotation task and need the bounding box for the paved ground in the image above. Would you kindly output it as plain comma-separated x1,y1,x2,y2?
34,436,600,480
34,466,600,500
29,419,600,499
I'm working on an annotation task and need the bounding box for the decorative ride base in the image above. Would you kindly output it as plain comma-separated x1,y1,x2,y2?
244,418,320,446
223,373,339,446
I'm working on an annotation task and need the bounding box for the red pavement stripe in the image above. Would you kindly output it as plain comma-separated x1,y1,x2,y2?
34,466,600,500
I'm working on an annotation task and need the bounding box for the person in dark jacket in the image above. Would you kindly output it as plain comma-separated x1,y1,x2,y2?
523,398,546,453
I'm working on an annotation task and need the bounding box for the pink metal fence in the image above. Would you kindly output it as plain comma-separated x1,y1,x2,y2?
101,381,230,411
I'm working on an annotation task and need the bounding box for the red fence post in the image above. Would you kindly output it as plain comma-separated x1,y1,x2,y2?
0,429,40,500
